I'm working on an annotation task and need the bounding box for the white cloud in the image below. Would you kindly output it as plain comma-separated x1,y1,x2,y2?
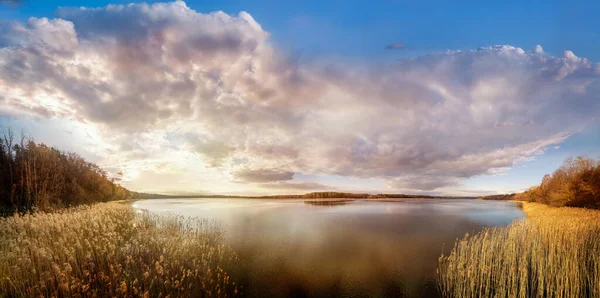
1,2,599,193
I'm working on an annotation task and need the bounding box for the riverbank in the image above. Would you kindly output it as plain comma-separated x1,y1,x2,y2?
438,201,600,297
0,203,240,297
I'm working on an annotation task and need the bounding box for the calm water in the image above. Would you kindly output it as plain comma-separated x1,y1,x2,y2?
133,199,525,297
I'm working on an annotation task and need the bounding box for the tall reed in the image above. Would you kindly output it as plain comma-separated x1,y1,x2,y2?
0,202,240,297
438,202,600,298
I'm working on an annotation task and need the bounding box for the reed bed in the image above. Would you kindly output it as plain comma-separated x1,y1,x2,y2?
0,203,240,297
438,202,600,298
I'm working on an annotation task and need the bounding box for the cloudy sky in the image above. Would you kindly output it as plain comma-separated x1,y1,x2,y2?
0,0,599,196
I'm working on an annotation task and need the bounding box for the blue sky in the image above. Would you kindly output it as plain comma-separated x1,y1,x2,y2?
4,0,600,61
0,0,598,195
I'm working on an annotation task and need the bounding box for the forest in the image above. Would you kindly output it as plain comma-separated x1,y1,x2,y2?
479,156,600,209
517,156,600,208
0,130,133,214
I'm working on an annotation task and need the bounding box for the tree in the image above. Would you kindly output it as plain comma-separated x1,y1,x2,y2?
523,156,600,209
0,129,133,214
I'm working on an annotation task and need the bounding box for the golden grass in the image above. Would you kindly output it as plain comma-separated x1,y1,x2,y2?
438,202,600,298
0,203,240,297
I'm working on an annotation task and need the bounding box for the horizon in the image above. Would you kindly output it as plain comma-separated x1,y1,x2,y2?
0,0,599,196
131,190,461,197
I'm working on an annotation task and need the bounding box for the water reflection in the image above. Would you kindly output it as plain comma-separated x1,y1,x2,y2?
134,199,524,297
304,199,351,206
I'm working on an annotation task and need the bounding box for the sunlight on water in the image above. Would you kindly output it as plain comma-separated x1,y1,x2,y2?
134,199,524,297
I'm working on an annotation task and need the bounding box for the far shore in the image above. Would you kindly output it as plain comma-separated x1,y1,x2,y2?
129,196,474,201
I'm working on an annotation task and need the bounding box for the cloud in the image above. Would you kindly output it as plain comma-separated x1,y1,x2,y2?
233,168,294,183
259,181,336,191
388,176,459,191
184,133,235,167
495,120,534,128
0,2,599,193
0,0,22,7
385,43,405,50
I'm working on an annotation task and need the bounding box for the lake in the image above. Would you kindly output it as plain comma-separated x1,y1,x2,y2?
133,198,525,297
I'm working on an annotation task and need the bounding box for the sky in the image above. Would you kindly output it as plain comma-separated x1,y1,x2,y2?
0,0,599,196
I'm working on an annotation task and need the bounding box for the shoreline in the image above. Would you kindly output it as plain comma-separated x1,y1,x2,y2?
517,200,600,218
129,196,468,202
438,200,600,297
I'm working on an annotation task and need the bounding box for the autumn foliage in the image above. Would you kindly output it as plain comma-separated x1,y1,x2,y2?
0,130,132,214
516,156,600,209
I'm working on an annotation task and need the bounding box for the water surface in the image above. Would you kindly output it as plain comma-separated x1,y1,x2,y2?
134,198,524,297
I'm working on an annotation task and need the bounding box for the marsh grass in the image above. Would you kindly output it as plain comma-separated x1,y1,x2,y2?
0,203,240,297
438,202,600,298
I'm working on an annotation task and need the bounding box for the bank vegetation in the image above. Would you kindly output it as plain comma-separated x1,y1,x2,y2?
0,203,240,297
440,156,600,297
0,130,133,214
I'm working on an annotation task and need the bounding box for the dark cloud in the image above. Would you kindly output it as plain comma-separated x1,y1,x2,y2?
259,181,335,191
233,168,294,183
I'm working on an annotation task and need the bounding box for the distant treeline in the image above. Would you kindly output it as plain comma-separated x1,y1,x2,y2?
480,156,600,209
260,192,435,199
0,130,133,214
148,192,437,199
477,194,518,201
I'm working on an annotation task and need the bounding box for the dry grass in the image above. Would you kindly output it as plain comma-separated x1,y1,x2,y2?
438,202,600,298
0,203,240,297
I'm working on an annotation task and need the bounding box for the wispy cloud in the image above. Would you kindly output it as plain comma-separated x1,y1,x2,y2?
385,43,405,50
0,0,22,7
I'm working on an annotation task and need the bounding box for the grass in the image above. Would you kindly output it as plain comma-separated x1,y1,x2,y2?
438,202,600,298
0,202,240,297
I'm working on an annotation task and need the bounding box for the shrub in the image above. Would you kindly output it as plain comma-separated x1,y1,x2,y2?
0,203,240,297
438,203,600,297
518,156,600,209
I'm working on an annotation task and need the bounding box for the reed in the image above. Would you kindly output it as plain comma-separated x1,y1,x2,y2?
438,202,600,298
0,202,240,297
